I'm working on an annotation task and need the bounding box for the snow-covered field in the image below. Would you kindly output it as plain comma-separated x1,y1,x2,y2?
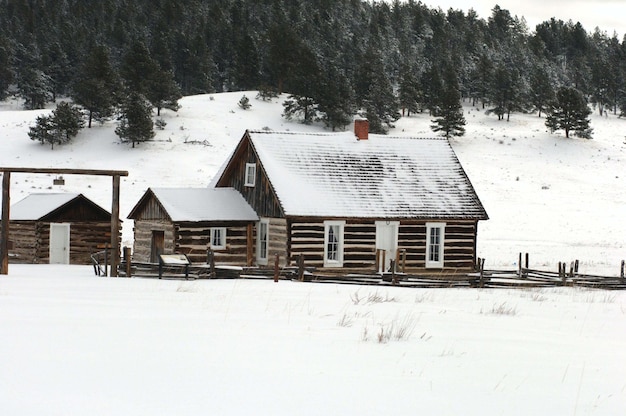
1,92,625,414
1,265,625,415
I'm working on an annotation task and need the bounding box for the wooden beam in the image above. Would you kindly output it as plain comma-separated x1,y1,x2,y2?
1,172,10,274
110,175,121,277
0,167,128,177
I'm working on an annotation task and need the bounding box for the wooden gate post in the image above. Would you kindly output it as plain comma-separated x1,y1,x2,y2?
0,171,10,275
110,175,121,277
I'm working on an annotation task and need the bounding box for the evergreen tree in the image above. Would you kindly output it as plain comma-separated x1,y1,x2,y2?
121,40,182,115
545,86,592,138
356,47,399,134
431,68,466,138
238,95,251,110
486,65,524,121
420,66,444,116
18,67,52,110
282,95,318,124
27,102,84,149
529,65,555,117
28,115,57,148
316,65,355,131
145,68,182,116
0,37,13,100
120,41,160,94
42,41,72,102
53,102,85,142
115,93,155,148
72,45,120,128
398,70,421,117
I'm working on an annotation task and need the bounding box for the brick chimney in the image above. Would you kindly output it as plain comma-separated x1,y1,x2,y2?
354,119,369,140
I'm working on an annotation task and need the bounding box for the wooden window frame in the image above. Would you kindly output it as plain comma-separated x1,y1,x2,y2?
324,220,345,267
210,227,227,250
245,163,256,187
425,222,446,269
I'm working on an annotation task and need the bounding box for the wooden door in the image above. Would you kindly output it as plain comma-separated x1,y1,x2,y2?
150,230,165,263
49,223,70,264
375,221,399,272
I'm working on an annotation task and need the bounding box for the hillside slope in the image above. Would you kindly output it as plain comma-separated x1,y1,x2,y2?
1,93,624,274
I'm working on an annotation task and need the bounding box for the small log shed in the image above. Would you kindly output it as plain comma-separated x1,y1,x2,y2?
8,193,118,264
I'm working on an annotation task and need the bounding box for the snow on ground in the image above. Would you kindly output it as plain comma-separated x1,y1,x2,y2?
1,92,626,414
1,265,625,415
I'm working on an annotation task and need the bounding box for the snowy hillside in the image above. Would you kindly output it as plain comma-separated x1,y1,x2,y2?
1,92,625,274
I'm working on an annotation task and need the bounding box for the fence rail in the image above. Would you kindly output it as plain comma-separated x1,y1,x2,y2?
105,249,626,290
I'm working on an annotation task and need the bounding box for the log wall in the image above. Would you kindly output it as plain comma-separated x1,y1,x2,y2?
132,219,257,265
132,219,176,263
9,221,116,264
176,221,253,265
8,222,38,263
288,218,478,274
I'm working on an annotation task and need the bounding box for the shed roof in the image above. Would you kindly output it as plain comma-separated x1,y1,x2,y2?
244,130,488,220
10,193,111,221
128,187,259,222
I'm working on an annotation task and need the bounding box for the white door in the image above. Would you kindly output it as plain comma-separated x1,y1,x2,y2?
49,223,70,264
375,221,399,272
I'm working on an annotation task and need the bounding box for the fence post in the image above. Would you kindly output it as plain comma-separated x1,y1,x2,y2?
123,246,132,278
479,258,486,288
273,253,280,282
621,260,625,282
391,260,397,285
207,249,215,279
525,253,529,269
297,254,305,281
401,249,406,273
518,252,522,278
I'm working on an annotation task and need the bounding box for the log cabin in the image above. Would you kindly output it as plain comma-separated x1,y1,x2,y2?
211,121,489,275
127,187,259,264
9,193,116,264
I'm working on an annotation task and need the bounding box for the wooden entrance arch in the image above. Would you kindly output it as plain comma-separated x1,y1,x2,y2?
1,167,128,276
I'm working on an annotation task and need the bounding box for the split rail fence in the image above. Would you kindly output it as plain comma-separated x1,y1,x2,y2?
106,248,626,290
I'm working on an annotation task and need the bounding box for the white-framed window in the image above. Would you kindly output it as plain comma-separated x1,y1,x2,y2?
324,220,345,267
210,227,227,250
257,218,269,265
245,163,256,187
425,222,446,268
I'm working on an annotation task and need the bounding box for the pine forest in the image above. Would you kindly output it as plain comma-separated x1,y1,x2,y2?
1,0,625,134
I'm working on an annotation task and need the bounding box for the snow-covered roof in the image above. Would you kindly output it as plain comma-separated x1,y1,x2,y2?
146,187,258,222
247,130,488,219
10,193,97,221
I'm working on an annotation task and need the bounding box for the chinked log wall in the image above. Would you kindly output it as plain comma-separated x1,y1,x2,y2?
289,219,477,274
9,221,113,264
176,222,252,265
8,222,37,263
132,219,176,262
